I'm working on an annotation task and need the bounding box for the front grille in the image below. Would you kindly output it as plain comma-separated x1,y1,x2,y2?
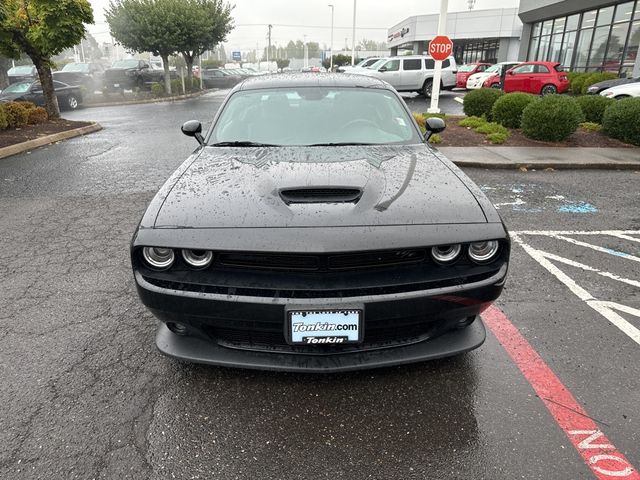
219,253,320,271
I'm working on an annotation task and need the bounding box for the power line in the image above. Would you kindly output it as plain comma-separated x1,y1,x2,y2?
234,23,387,30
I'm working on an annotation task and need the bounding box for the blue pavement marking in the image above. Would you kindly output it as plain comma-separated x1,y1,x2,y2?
557,202,598,214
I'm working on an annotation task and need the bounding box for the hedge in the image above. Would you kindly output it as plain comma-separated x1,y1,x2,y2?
3,102,30,128
462,88,503,119
521,95,582,141
491,92,537,128
602,97,640,146
575,95,614,123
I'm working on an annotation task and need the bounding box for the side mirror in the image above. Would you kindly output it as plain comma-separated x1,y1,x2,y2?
424,117,446,141
378,66,387,72
181,120,204,145
508,70,515,75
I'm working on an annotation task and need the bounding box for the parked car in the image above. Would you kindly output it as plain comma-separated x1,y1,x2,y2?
336,57,383,73
7,65,38,84
201,69,242,88
354,55,458,97
456,63,491,88
0,80,83,110
103,59,167,93
587,76,640,94
131,74,510,372
466,62,521,89
502,61,569,95
599,81,640,99
53,62,105,93
301,66,323,73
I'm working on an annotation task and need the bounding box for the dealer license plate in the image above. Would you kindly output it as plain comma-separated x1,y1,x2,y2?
287,309,363,345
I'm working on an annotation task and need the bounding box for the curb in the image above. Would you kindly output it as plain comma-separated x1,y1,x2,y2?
0,122,103,160
83,89,213,108
451,160,640,170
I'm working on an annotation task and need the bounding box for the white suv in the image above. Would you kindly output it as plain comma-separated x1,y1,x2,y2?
353,55,457,97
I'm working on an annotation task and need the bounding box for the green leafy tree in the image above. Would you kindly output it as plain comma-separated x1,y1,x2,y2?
106,0,184,94
176,0,233,85
0,0,93,118
322,53,352,70
276,58,290,72
0,57,10,89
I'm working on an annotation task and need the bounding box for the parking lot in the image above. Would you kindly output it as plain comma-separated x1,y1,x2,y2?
0,91,638,479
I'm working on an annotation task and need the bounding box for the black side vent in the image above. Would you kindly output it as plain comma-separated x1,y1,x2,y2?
279,187,363,204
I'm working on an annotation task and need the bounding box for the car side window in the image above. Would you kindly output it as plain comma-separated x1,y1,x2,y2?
382,60,400,71
403,59,422,71
478,65,488,72
535,65,550,73
512,64,534,74
442,59,450,68
424,59,435,69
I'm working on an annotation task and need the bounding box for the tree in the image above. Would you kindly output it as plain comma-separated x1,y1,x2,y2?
176,0,233,85
0,0,93,118
106,0,184,94
0,57,9,90
276,58,290,72
322,54,352,70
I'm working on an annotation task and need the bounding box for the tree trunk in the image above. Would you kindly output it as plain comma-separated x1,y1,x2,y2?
0,57,10,90
33,59,60,119
161,54,172,95
182,52,194,91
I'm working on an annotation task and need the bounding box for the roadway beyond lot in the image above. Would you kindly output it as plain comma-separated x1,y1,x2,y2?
0,90,638,479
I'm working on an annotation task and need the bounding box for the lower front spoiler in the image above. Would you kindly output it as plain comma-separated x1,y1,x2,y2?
156,317,486,373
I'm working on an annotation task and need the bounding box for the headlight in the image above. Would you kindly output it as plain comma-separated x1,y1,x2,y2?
468,241,500,264
142,247,175,270
431,244,462,264
181,249,213,269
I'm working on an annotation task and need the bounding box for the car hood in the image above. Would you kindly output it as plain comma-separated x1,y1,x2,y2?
468,72,495,82
153,145,487,229
589,78,636,90
0,92,24,101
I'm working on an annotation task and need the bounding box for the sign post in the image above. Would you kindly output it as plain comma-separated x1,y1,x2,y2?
427,0,451,114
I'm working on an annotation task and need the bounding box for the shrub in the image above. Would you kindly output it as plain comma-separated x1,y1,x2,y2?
458,116,486,129
170,79,183,95
521,95,582,142
579,122,602,132
568,72,590,94
422,112,446,120
151,82,165,97
3,102,30,128
27,107,48,125
487,132,508,144
474,122,509,136
602,97,640,146
428,133,442,144
0,105,8,130
491,92,537,128
581,72,619,94
575,95,613,123
16,101,37,111
462,88,503,119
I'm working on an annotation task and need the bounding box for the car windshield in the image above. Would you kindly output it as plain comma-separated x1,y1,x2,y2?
62,63,89,72
2,82,31,93
112,60,139,68
458,64,477,72
484,65,501,73
210,87,421,146
8,66,33,75
367,59,387,70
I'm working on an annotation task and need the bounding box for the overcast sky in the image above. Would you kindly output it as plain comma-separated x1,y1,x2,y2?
88,0,518,52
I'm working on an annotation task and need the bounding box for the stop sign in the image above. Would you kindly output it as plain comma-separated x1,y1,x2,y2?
428,35,453,61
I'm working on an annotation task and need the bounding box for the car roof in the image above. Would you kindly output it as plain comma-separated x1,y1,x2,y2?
234,73,391,92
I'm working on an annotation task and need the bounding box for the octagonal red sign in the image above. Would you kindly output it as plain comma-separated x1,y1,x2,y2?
428,35,453,61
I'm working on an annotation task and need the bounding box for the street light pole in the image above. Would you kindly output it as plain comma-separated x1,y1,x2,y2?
267,24,272,72
428,0,448,114
328,4,334,71
303,35,308,68
351,0,357,66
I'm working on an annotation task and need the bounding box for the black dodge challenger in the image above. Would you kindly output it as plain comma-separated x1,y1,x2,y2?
131,74,510,372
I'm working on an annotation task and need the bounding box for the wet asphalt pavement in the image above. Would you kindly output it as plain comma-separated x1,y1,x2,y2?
1,90,639,479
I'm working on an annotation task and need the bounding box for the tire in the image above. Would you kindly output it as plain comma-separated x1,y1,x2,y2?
66,94,79,110
541,84,557,96
136,76,145,91
422,79,433,98
490,83,501,89
614,95,631,100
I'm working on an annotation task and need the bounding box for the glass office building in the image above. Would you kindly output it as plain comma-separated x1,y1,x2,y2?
519,0,640,77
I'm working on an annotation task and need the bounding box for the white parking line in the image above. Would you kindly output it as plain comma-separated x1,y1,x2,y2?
454,96,464,104
547,234,640,263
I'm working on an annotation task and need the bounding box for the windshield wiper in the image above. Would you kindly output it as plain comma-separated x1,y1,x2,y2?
307,142,373,146
210,141,280,147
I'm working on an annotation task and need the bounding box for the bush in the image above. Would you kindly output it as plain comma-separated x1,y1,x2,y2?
151,82,165,97
575,95,613,123
581,72,619,94
568,72,590,94
27,107,48,125
170,79,183,95
462,88,503,119
3,102,30,128
579,122,602,132
491,92,537,128
428,133,442,144
602,97,640,146
458,116,486,129
422,112,446,120
412,112,426,132
16,101,37,111
474,122,509,136
521,95,582,142
487,132,508,144
0,105,8,130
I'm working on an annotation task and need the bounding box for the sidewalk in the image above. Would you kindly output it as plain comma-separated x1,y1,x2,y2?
440,146,640,170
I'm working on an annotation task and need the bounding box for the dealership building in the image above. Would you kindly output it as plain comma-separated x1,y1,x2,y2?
388,1,640,77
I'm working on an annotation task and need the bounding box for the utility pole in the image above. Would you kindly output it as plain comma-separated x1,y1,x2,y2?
303,35,308,68
267,24,272,72
328,4,334,71
351,0,357,66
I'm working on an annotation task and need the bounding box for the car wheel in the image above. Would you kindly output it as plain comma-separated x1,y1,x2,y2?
614,94,631,100
490,83,501,89
541,84,557,96
66,94,79,110
422,79,433,98
136,77,145,91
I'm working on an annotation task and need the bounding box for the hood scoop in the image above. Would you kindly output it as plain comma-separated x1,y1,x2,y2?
279,187,363,205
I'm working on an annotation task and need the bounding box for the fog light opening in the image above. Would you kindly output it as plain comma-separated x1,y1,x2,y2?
167,322,188,336
457,316,476,329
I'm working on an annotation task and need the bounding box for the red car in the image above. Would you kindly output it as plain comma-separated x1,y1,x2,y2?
502,61,569,95
456,63,491,88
